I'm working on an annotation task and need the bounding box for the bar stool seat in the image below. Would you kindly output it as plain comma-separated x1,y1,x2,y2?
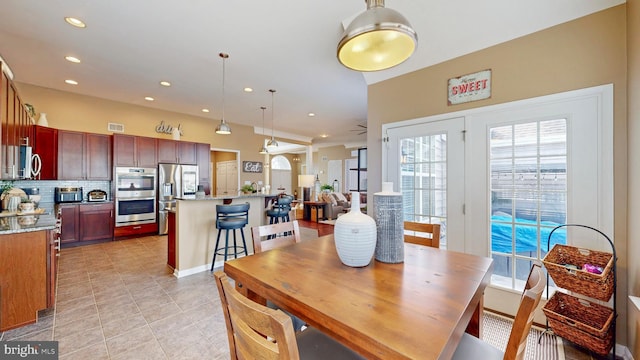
211,202,250,271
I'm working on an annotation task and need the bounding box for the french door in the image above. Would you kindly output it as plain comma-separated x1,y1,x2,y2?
383,85,613,315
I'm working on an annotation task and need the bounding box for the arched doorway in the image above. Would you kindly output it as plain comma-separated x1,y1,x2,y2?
271,155,292,194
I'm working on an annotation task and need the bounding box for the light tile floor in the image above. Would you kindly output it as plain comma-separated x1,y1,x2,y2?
0,225,611,359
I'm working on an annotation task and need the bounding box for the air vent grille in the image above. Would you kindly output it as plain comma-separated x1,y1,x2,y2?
108,123,125,133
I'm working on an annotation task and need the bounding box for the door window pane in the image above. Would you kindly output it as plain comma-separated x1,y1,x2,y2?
489,119,568,290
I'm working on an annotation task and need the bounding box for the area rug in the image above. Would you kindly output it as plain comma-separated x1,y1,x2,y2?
483,311,564,360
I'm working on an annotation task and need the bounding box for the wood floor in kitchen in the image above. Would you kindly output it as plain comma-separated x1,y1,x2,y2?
0,220,607,359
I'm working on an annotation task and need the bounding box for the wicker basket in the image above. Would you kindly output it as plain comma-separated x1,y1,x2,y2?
543,292,614,355
542,244,614,301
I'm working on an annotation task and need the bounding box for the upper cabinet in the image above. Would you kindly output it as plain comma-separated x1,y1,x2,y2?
33,125,57,180
0,68,34,179
57,130,111,180
113,134,157,168
157,139,196,164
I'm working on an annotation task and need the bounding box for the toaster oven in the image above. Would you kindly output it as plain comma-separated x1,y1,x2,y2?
88,189,108,202
54,187,83,203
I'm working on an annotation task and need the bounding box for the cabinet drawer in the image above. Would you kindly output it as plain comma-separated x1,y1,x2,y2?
79,203,114,212
114,223,158,238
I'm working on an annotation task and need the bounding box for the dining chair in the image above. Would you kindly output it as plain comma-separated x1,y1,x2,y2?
251,219,301,253
403,221,441,248
214,271,365,360
451,262,546,360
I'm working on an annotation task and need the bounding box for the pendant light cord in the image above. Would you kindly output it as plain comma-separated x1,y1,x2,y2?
269,89,276,140
221,54,226,122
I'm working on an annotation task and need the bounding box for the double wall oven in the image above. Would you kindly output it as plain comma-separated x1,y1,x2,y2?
115,167,156,227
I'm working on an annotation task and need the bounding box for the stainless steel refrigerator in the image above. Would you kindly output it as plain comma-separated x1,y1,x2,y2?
158,163,199,235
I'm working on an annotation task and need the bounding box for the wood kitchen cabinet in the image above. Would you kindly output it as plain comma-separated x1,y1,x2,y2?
57,203,79,244
47,229,59,308
0,68,33,180
196,142,211,194
79,202,114,241
0,230,48,331
113,134,157,168
33,125,57,179
57,130,112,180
157,138,197,164
58,202,114,244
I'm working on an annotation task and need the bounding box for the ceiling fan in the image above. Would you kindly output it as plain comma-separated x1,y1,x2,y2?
351,123,367,135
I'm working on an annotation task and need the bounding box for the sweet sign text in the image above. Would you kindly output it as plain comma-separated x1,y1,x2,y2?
448,69,492,105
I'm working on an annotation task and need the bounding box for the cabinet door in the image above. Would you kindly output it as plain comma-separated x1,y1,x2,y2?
178,141,197,164
113,134,136,167
79,203,114,241
47,229,58,308
58,204,79,243
86,133,111,180
196,143,211,194
33,126,57,179
1,72,8,178
136,136,157,168
57,130,85,180
157,139,177,163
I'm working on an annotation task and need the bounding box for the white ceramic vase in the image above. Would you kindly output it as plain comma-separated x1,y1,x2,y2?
37,113,48,127
334,191,377,267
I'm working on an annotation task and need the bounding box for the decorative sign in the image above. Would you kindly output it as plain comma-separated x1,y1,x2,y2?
448,69,491,105
155,120,183,136
242,161,263,173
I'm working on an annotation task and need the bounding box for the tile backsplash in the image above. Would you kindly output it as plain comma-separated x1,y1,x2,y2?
2,180,111,214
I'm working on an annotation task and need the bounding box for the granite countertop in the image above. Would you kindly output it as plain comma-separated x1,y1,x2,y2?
0,213,57,235
176,193,279,201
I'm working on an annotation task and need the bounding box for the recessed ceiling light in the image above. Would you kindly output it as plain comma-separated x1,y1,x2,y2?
243,87,253,93
64,79,78,85
64,17,86,28
320,134,328,138
202,108,210,113
65,56,81,63
144,96,154,101
160,81,171,87
308,112,316,117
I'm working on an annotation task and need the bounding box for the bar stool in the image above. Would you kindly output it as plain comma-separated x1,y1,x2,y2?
211,202,250,271
266,195,293,224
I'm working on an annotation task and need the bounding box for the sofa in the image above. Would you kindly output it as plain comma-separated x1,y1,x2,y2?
320,192,367,220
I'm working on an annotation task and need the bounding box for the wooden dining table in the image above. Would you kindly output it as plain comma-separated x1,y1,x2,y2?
223,235,494,360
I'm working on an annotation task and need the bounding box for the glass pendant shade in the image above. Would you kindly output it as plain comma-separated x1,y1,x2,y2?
215,52,232,134
337,0,417,72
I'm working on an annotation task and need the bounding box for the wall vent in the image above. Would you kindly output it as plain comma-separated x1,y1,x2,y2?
108,123,125,133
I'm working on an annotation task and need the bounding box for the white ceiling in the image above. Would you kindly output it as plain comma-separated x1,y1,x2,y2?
0,0,624,148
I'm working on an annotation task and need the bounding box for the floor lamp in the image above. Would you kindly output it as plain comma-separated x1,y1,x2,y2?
298,174,315,205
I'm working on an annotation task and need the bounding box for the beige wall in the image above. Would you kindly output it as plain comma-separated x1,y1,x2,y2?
313,145,355,186
628,0,640,356
16,82,310,191
368,5,629,345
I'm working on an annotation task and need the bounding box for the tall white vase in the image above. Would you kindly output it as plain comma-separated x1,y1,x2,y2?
334,192,377,267
37,113,48,127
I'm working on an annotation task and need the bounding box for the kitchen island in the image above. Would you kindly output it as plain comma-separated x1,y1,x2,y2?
0,214,58,331
170,194,276,277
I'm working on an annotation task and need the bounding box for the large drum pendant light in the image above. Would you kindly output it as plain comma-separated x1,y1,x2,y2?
337,0,417,72
215,52,232,135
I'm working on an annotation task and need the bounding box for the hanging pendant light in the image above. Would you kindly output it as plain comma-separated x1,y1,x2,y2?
215,53,232,135
337,0,417,72
267,89,279,148
258,106,269,154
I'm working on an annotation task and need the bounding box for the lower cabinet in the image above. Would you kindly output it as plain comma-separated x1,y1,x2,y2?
114,222,158,239
57,202,114,245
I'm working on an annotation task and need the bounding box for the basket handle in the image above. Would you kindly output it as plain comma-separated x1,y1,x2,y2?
578,298,592,307
566,319,577,327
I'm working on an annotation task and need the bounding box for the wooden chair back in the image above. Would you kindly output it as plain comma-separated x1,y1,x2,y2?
214,271,300,360
504,262,546,360
252,220,301,253
403,222,441,248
